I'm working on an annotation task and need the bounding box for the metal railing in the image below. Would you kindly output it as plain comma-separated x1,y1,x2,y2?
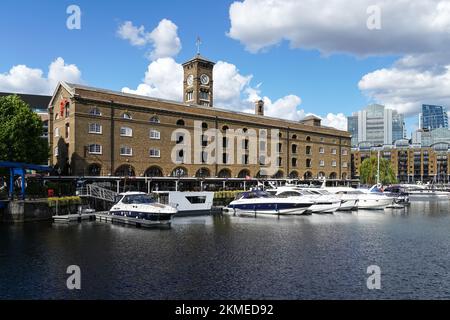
76,184,117,202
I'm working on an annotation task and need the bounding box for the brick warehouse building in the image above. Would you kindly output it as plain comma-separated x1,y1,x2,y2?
351,140,450,183
48,54,351,181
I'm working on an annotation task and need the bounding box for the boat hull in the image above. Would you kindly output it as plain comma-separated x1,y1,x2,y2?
357,198,392,210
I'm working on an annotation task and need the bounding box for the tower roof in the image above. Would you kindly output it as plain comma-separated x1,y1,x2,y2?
182,54,215,66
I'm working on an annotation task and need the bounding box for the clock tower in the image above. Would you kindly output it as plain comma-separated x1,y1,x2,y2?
182,54,215,107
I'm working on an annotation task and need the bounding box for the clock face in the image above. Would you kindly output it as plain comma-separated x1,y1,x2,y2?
187,74,194,86
200,74,210,85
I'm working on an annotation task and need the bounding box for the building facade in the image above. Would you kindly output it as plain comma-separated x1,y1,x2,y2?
347,104,405,147
48,55,352,181
351,140,450,183
420,104,448,130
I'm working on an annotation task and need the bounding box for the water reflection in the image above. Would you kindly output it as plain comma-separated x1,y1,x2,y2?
1,200,450,299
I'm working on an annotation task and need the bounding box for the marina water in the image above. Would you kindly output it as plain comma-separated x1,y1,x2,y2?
1,200,450,299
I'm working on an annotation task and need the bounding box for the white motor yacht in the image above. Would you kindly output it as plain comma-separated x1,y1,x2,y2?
227,190,314,216
109,192,177,225
356,186,393,210
320,186,360,211
153,191,214,216
268,186,342,214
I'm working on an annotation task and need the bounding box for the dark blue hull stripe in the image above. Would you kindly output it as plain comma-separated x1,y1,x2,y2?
109,211,173,221
230,203,310,211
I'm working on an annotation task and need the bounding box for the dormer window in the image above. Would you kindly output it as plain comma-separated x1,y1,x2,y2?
122,112,132,120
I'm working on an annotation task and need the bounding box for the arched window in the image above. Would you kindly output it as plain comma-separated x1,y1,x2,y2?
195,168,211,178
318,171,326,179
150,116,160,124
218,169,231,178
87,164,101,176
292,134,297,140
222,125,229,132
329,172,337,179
202,122,208,129
289,171,299,179
122,112,132,120
144,166,163,177
89,107,101,116
306,136,311,142
176,119,185,126
304,171,313,180
342,172,348,180
237,169,251,178
64,101,70,117
115,165,135,177
272,170,284,179
171,167,188,177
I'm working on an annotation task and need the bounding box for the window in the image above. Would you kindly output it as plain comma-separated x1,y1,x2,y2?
202,151,208,163
120,127,133,137
223,137,228,148
120,145,132,156
332,148,337,155
319,147,324,154
292,134,297,139
55,127,60,137
176,133,184,144
277,143,282,152
150,129,160,140
319,160,325,167
199,91,209,100
88,144,102,155
306,146,312,155
306,159,312,167
242,154,249,165
89,123,102,134
332,160,337,167
186,91,193,101
122,113,132,120
177,150,184,162
292,158,297,167
89,108,101,116
306,136,311,142
259,141,266,152
320,137,324,142
222,153,228,164
292,144,297,154
259,155,266,165
343,162,348,168
201,134,208,147
201,101,210,107
150,116,160,124
243,139,249,150
342,149,348,156
149,148,160,158
202,122,208,129
65,123,70,139
54,147,59,156
176,119,185,126
65,103,70,117
277,157,282,166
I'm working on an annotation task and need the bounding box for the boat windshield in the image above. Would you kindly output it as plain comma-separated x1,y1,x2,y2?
122,194,155,204
238,191,274,199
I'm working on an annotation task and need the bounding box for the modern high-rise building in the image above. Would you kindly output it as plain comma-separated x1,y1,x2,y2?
420,104,448,130
347,104,405,147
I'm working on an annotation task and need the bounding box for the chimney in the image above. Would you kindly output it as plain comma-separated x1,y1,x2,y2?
255,99,264,116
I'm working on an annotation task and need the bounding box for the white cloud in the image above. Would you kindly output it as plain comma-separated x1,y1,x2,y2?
122,57,183,101
0,57,82,95
358,64,450,116
321,113,348,131
123,57,347,130
228,0,450,56
117,19,181,60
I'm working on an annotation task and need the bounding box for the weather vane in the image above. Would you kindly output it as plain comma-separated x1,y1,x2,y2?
196,36,202,55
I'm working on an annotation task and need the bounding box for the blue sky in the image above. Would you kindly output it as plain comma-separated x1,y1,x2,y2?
1,0,449,135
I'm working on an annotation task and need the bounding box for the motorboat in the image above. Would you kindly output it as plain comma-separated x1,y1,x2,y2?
319,186,360,211
382,185,410,205
153,191,214,216
399,184,450,200
109,192,177,225
267,186,342,214
227,190,314,216
356,186,394,210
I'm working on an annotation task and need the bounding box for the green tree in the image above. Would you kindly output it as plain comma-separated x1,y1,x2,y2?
360,156,397,185
0,95,49,164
